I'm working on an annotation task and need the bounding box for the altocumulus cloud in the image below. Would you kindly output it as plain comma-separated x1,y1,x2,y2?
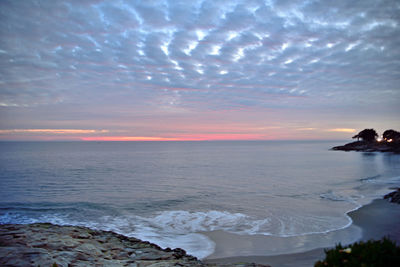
0,0,399,137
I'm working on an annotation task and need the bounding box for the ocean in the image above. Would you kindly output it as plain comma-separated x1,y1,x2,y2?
1,141,399,259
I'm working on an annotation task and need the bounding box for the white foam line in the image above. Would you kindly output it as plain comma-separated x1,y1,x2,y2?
2,197,393,255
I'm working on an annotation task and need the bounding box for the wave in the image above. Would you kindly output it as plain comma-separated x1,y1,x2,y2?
0,210,216,259
359,174,381,183
0,206,357,258
319,190,361,203
360,175,400,185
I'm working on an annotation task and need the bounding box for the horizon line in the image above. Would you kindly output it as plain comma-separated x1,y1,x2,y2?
0,138,349,142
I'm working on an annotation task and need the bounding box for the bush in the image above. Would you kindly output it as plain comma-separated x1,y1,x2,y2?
314,238,400,267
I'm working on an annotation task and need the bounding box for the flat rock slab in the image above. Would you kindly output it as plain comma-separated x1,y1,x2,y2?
0,223,270,267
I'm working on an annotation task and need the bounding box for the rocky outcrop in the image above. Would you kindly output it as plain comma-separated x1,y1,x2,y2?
384,188,400,204
0,223,270,267
332,141,400,153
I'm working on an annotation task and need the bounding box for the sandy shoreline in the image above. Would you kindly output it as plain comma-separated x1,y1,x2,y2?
204,199,400,266
0,199,399,266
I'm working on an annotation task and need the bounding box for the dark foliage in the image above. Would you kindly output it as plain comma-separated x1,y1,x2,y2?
352,129,378,142
383,129,400,142
314,238,400,267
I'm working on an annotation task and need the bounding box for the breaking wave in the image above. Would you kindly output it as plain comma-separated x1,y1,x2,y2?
0,207,357,258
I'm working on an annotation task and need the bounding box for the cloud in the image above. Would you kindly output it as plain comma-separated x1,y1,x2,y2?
327,128,356,133
0,129,108,134
0,0,399,139
297,128,317,131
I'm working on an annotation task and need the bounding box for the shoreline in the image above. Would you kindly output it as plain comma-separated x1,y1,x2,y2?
204,198,400,266
0,199,399,266
0,223,269,267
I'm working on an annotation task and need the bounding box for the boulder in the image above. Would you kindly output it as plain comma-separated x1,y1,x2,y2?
384,188,400,204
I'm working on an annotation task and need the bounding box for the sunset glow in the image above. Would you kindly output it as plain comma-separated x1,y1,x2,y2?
0,127,380,141
81,136,180,142
327,129,357,133
81,134,268,142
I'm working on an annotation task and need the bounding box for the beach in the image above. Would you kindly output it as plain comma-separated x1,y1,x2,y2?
205,198,400,266
1,198,399,266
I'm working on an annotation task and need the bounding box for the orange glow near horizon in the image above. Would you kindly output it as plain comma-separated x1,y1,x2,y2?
327,128,356,133
0,127,361,141
81,136,181,141
81,134,268,141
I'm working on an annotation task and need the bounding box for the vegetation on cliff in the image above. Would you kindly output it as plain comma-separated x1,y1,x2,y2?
314,238,400,267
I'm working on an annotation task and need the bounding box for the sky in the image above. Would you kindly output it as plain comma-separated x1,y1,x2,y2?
0,0,399,141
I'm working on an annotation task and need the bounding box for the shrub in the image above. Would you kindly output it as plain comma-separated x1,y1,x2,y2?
314,238,400,267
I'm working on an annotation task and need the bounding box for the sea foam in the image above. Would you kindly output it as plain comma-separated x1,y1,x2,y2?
0,208,356,258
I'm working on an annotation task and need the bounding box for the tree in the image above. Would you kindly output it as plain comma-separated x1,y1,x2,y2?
352,129,378,142
383,129,400,142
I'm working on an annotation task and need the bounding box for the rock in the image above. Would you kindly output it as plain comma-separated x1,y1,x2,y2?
0,223,271,267
384,188,400,204
332,141,400,153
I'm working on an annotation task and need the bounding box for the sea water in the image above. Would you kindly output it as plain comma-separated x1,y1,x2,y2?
1,141,399,259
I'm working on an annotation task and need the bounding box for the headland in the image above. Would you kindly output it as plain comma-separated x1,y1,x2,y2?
332,141,400,153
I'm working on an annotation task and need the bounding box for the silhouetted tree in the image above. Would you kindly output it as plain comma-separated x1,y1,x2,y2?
352,129,378,142
383,129,400,142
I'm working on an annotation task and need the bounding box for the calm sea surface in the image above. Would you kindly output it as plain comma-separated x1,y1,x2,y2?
1,141,399,258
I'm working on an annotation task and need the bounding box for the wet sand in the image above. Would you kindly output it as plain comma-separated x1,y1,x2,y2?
204,199,400,267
